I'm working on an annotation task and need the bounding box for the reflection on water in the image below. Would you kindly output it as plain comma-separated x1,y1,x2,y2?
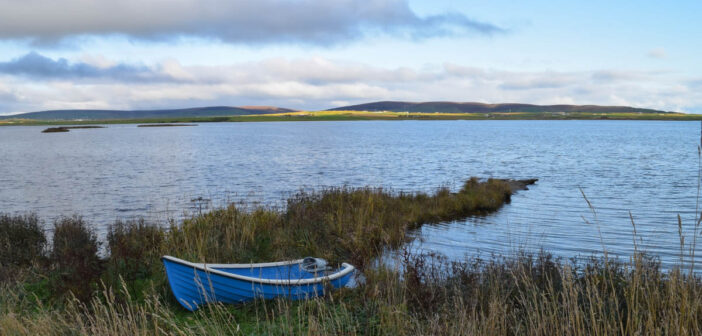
0,120,699,269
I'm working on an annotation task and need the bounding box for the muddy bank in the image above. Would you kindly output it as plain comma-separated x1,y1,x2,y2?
504,178,539,192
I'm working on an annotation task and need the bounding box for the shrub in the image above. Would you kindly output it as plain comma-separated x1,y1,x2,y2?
0,213,46,269
50,216,102,302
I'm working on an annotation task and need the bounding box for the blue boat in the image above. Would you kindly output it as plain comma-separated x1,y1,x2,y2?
162,255,355,311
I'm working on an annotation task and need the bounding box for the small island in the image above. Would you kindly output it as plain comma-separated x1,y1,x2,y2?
41,127,69,133
41,126,105,133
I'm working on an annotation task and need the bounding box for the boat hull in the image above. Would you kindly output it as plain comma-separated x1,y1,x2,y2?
162,256,354,311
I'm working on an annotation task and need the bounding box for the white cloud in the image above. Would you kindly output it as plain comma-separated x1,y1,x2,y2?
0,0,502,46
1,54,701,114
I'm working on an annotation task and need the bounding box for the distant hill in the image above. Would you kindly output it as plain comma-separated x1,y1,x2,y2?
1,101,675,121
0,106,297,120
328,101,671,114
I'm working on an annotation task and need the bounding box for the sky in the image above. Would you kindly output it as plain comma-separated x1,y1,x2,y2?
0,0,700,115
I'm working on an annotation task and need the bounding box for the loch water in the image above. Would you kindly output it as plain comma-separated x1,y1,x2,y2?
1,120,699,269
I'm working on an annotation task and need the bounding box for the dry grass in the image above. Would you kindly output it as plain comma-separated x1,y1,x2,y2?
4,177,702,335
166,178,518,269
4,251,702,335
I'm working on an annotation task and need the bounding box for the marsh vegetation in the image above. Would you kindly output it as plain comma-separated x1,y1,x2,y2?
3,178,702,335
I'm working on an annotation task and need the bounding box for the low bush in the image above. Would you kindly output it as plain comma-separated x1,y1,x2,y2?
50,216,102,302
0,213,46,269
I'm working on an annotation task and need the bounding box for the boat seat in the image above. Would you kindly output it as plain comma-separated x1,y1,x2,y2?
300,257,329,273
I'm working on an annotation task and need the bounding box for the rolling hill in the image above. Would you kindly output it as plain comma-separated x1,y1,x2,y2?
0,106,297,121
327,101,671,114
1,101,677,122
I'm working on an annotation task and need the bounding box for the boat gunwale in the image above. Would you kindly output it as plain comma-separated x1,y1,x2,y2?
162,255,355,285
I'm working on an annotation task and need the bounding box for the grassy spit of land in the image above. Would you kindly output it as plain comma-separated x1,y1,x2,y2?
136,124,198,127
4,110,702,127
2,178,702,335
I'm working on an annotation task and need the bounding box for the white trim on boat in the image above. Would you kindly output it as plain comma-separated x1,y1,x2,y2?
162,255,355,286
192,259,305,268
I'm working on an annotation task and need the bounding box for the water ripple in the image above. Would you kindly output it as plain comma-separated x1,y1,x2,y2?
0,120,699,270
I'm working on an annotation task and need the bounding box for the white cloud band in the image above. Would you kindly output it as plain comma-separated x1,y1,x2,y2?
0,0,502,45
0,53,698,114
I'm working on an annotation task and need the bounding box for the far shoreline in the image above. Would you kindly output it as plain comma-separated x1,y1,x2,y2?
4,110,702,126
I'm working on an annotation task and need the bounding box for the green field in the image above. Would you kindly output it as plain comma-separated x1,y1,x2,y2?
3,110,702,126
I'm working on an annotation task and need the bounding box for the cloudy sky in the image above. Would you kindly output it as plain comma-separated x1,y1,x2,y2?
0,0,700,115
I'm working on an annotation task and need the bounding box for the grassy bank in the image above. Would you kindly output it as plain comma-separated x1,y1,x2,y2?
3,110,702,126
3,178,702,335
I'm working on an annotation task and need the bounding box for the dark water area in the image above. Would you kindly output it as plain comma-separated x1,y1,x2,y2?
1,120,699,269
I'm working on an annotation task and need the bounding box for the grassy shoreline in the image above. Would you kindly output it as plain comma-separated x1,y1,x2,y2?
3,110,702,126
4,178,702,335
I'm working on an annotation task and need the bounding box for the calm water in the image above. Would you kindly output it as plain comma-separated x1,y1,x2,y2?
1,121,699,268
